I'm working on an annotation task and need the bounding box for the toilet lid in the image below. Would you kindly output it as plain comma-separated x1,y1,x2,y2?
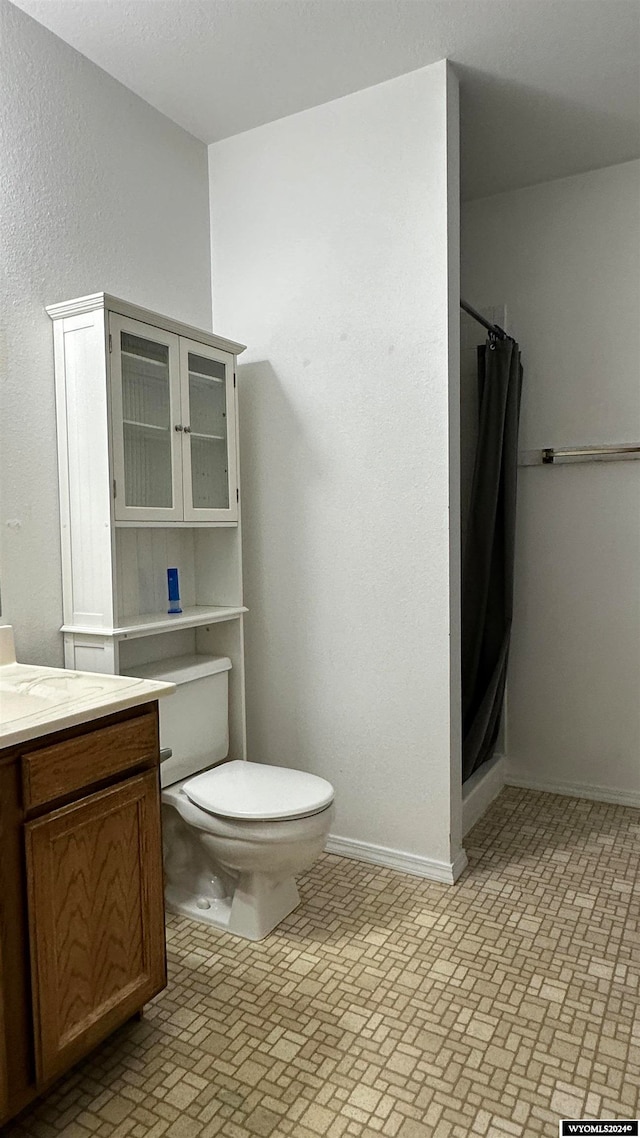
183,760,335,821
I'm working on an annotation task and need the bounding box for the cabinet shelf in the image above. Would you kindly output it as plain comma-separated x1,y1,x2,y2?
61,605,247,641
122,350,167,370
123,419,169,433
190,431,225,441
189,369,223,383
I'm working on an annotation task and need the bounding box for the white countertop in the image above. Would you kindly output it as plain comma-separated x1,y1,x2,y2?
0,626,175,749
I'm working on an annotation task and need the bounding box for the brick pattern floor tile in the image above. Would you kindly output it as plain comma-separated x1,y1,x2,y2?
7,788,639,1138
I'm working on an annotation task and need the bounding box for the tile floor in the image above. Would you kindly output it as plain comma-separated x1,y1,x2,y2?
7,787,639,1138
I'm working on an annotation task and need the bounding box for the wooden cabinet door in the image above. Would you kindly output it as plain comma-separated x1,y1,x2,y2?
25,771,166,1084
0,756,34,1123
0,937,7,1121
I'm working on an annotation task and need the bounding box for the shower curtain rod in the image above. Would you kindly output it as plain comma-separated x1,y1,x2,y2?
460,298,511,341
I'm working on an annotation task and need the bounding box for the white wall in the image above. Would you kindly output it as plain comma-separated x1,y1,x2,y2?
209,62,463,876
0,0,212,666
462,160,640,805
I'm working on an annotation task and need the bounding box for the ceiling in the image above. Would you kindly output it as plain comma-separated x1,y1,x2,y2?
12,0,640,199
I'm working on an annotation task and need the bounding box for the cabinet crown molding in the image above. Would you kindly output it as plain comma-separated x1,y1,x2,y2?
45,293,246,357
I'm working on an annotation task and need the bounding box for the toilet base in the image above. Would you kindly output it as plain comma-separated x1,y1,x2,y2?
161,782,333,941
165,873,301,941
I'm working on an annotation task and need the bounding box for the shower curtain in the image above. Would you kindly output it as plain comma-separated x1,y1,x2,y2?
462,336,523,783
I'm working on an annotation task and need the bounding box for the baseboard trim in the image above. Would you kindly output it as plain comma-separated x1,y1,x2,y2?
505,773,640,810
324,834,468,884
462,754,506,836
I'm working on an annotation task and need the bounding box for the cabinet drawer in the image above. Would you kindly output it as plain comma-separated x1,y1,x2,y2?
22,710,158,811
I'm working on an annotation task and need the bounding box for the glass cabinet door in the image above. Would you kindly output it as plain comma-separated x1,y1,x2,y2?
179,338,238,523
110,315,183,522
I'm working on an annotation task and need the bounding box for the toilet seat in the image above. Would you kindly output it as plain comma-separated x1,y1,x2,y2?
183,759,334,821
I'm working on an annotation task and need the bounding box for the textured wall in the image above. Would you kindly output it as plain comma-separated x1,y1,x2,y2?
209,63,462,866
462,160,640,803
0,0,212,665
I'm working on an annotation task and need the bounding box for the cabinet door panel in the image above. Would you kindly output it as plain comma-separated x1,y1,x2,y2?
25,771,166,1084
0,938,7,1123
0,758,33,1121
110,314,183,522
180,338,238,523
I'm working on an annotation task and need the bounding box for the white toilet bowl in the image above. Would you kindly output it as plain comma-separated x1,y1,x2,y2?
128,654,336,940
162,760,335,940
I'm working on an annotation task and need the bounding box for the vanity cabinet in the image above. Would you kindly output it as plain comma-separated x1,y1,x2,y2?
0,941,7,1122
47,294,248,767
26,772,164,1083
0,703,166,1127
0,945,6,1119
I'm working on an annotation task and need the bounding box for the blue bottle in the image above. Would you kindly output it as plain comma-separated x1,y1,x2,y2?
167,568,182,614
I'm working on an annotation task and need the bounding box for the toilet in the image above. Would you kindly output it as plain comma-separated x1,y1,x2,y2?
132,654,335,941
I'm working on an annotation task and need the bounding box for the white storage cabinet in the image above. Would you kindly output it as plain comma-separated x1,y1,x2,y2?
110,314,238,524
48,293,248,763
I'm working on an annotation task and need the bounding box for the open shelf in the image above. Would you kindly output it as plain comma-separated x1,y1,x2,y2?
120,653,227,682
61,604,247,641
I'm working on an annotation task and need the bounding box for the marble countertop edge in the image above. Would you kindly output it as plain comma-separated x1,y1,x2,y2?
0,627,175,749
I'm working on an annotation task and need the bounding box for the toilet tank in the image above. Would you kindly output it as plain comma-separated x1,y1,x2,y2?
124,654,231,788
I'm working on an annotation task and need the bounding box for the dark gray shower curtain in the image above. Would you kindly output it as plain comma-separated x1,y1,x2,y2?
462,336,523,783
